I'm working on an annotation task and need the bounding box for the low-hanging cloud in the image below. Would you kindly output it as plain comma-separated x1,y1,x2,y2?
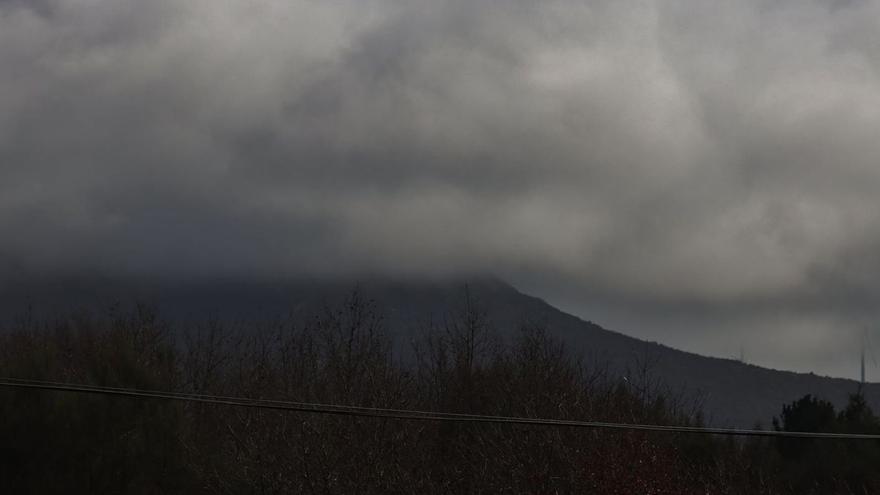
2,0,880,377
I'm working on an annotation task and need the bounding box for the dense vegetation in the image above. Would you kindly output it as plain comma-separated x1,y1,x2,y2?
0,290,878,493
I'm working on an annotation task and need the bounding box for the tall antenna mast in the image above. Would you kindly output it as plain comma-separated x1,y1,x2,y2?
861,341,866,385
862,327,877,387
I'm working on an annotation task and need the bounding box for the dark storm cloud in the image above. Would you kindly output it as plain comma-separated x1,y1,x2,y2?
2,0,880,377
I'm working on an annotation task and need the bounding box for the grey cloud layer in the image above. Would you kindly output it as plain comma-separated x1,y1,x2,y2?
2,0,880,376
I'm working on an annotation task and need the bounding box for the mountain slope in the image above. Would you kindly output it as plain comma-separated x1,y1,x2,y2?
2,275,876,427
365,277,878,428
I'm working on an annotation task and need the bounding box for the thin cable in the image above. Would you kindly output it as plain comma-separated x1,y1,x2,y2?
0,377,521,422
2,379,880,440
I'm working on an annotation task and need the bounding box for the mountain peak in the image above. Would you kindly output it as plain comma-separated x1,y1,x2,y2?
1,275,874,427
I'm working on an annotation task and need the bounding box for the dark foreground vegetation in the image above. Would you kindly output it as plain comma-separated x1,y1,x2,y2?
0,290,879,494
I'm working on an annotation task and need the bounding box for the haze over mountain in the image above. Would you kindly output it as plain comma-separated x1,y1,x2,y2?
3,276,875,427
3,0,880,379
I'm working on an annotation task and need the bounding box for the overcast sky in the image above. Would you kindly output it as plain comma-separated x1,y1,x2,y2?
2,0,880,379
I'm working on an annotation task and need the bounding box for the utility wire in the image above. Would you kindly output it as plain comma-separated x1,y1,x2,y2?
0,377,519,421
2,378,880,440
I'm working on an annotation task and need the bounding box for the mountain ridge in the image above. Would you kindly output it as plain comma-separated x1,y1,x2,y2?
1,275,875,427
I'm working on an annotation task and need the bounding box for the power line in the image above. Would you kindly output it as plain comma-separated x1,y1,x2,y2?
0,377,519,421
1,378,879,440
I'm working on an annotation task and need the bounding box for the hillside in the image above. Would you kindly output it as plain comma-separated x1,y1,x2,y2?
346,278,880,427
2,276,876,427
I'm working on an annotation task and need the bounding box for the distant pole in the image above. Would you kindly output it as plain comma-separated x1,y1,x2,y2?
861,327,867,386
861,345,866,385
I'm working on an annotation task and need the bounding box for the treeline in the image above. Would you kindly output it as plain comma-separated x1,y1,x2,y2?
0,290,878,493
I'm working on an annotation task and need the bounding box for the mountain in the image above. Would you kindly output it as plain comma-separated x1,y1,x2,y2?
1,275,876,427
